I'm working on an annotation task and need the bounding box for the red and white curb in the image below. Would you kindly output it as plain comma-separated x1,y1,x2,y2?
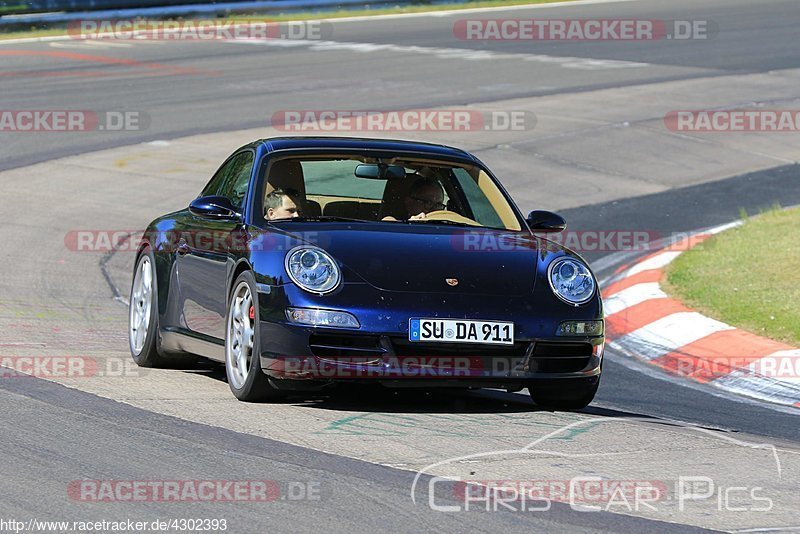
602,221,800,408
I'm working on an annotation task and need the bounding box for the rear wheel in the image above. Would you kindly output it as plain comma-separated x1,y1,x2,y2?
129,248,169,367
225,271,284,402
528,376,599,411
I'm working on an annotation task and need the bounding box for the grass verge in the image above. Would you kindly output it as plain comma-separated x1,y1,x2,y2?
663,206,800,346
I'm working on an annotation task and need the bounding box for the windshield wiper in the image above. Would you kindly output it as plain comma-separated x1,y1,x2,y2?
405,219,477,227
271,215,371,223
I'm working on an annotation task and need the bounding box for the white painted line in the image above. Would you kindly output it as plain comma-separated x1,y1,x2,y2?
612,312,734,361
625,250,682,276
84,39,133,48
49,40,133,49
0,34,77,45
226,38,651,69
603,282,667,316
706,220,744,235
321,0,644,23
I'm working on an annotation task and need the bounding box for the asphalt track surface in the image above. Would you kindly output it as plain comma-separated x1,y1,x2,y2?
1,0,799,170
1,0,799,531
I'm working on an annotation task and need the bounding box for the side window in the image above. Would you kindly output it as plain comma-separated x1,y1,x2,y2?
220,152,254,210
201,160,232,198
452,168,505,229
201,151,254,210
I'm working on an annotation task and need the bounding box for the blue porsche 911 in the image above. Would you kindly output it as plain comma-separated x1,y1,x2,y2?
128,137,604,409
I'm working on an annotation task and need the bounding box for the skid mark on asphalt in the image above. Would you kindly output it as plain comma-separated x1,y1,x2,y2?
320,412,601,439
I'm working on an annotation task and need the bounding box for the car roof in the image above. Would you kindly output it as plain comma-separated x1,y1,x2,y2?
255,136,477,162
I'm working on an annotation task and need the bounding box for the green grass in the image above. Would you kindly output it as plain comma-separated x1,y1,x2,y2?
664,206,800,346
0,0,575,41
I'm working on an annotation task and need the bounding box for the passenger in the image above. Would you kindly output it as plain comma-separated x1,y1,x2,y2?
265,188,300,220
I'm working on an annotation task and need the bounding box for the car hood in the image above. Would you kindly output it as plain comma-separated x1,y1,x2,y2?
278,223,542,295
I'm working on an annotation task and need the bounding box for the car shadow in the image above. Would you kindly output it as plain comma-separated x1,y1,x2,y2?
300,385,536,414
184,358,660,417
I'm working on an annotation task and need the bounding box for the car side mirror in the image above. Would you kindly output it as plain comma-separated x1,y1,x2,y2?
189,196,240,219
526,210,566,233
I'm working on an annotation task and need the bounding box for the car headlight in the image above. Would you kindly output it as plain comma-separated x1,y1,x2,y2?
285,246,341,294
547,257,596,306
286,308,360,328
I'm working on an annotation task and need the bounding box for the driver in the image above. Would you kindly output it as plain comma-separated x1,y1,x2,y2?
383,177,445,221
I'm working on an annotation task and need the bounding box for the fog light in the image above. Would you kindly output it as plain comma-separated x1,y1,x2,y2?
557,320,603,337
286,308,360,328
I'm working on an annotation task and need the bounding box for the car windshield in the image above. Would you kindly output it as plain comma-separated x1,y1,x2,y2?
259,156,523,231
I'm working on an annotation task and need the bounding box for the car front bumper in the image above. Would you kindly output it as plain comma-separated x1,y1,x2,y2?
257,320,603,389
255,281,604,389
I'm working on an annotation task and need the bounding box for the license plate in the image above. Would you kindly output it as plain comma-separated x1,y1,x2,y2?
409,318,514,345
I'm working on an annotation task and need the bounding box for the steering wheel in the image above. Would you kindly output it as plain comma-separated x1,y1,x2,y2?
422,210,481,226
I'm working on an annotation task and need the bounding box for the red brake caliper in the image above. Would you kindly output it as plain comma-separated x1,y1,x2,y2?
249,305,255,321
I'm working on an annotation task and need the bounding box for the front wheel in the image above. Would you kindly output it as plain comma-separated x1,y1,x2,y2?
129,248,169,367
225,271,284,402
528,376,599,411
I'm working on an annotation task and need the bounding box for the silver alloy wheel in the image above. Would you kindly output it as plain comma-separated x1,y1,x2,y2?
226,281,255,390
129,256,152,354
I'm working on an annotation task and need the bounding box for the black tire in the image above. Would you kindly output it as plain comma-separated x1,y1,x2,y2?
128,247,170,368
225,271,285,402
528,376,600,411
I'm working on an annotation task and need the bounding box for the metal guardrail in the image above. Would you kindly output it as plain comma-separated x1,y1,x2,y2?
0,0,425,23
1,1,247,16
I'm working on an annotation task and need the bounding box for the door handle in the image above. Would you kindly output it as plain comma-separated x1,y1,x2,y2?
176,240,189,255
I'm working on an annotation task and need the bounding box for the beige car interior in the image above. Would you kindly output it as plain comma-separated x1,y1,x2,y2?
377,174,416,220
263,159,322,217
264,159,512,228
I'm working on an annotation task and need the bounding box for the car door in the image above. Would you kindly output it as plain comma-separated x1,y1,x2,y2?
176,150,254,340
